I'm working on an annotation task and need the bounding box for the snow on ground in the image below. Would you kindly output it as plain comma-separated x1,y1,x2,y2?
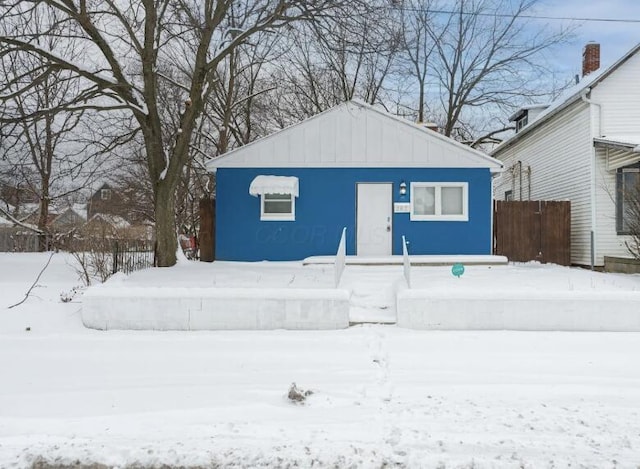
1,253,640,468
95,258,640,327
409,262,640,292
119,259,335,289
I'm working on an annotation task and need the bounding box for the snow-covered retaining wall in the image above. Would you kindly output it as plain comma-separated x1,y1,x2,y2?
397,290,640,331
83,287,350,330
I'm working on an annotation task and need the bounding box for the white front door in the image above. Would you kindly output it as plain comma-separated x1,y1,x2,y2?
357,183,393,256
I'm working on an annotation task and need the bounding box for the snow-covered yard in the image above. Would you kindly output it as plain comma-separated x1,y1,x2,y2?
82,255,640,330
1,253,640,468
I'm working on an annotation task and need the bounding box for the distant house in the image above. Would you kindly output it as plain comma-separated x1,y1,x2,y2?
84,183,154,241
87,183,126,220
83,213,131,236
51,205,87,232
0,205,40,252
207,100,503,261
0,182,38,208
492,42,640,267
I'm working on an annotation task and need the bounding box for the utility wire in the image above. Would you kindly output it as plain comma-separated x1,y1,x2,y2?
383,6,640,23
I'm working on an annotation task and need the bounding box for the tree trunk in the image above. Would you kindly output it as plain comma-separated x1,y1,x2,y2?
37,194,49,251
154,179,177,267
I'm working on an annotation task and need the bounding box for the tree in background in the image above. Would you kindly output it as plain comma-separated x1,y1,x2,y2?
0,0,349,266
269,1,401,123
0,0,577,261
413,0,572,139
0,10,106,249
398,0,439,124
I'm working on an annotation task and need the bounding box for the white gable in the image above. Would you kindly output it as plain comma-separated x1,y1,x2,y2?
207,101,502,172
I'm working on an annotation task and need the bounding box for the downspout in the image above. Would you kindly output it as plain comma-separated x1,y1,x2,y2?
580,88,601,270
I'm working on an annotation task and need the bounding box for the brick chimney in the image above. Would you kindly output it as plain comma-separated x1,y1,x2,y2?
582,42,600,77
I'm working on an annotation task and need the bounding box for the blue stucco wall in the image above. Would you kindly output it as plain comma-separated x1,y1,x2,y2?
215,167,493,261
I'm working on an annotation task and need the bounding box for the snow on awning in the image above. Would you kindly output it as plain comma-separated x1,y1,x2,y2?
594,135,640,152
249,175,299,197
594,136,640,170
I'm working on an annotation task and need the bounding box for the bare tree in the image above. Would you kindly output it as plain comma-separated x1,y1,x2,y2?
271,1,401,123
0,0,347,266
398,0,440,123
0,10,106,249
398,0,572,138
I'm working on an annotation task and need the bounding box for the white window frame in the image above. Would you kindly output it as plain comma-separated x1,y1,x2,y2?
515,114,528,132
101,188,111,200
260,193,295,221
410,182,469,221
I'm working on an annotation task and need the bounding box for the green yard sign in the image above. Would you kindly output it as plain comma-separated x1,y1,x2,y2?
451,263,465,278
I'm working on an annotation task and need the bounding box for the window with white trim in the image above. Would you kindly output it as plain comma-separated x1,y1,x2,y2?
410,182,468,221
248,175,299,222
261,193,295,221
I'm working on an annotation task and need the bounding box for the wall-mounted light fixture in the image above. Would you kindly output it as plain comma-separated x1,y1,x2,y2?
399,181,407,196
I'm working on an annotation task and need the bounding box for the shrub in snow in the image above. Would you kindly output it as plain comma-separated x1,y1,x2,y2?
288,382,313,403
60,286,82,303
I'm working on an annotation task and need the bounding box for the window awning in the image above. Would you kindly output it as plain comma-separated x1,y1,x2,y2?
594,136,640,170
249,175,299,197
594,135,640,153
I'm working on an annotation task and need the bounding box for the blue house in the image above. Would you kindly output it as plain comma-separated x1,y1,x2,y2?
207,101,503,261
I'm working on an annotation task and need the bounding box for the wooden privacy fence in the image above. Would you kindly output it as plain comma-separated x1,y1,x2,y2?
199,197,215,262
0,229,40,252
494,200,571,265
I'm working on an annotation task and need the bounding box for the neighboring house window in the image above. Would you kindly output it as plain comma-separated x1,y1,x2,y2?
101,189,112,200
410,182,468,221
617,165,640,235
505,190,513,201
515,114,528,133
261,193,295,221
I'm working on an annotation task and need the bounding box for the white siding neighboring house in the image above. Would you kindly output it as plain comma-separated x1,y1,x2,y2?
492,43,640,267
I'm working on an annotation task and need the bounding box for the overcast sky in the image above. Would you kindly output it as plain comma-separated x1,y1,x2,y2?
533,0,640,74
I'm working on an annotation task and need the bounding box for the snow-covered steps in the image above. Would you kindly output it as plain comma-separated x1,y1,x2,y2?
338,266,407,324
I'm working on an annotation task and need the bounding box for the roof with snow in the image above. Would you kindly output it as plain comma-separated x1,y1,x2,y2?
87,213,131,229
493,43,640,155
508,104,550,122
207,100,503,173
593,135,640,152
71,203,88,221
